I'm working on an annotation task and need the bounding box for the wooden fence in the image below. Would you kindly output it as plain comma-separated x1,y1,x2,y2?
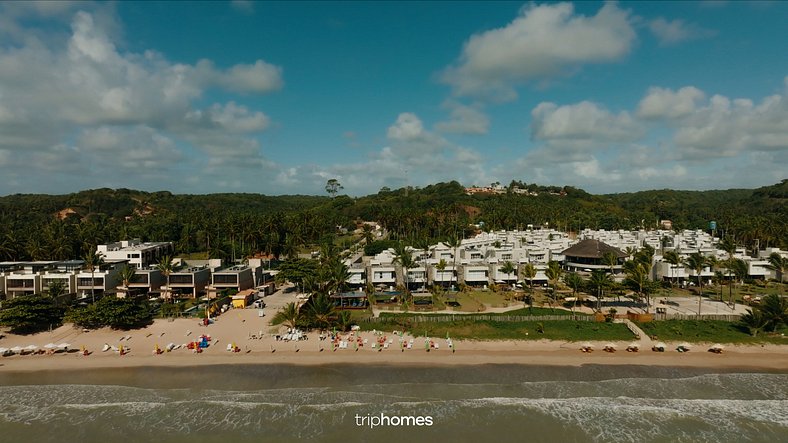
653,314,741,322
365,314,594,324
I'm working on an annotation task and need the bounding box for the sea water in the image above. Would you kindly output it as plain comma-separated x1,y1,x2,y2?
0,364,786,443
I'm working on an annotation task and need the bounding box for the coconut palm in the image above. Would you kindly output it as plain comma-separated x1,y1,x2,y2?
545,261,563,311
521,262,537,311
759,293,788,332
729,258,749,304
446,234,462,290
118,266,137,297
563,272,583,314
435,259,448,289
393,242,415,293
499,261,516,285
684,252,708,317
766,252,787,294
624,261,653,312
589,270,612,312
307,294,335,330
272,302,302,330
156,254,174,303
602,251,619,276
83,250,104,304
739,309,768,337
662,250,681,288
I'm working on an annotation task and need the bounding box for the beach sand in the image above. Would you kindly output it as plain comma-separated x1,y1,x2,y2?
2,307,787,372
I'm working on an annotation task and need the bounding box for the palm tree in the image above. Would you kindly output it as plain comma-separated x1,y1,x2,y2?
718,236,737,304
663,250,681,289
83,250,105,304
118,266,137,297
521,262,537,310
759,293,788,332
545,261,563,311
602,251,619,276
446,235,462,291
624,261,652,312
684,252,708,316
766,252,787,294
435,259,448,289
563,272,583,315
589,270,612,312
739,309,768,337
156,254,174,303
499,261,516,285
307,294,335,330
729,258,749,304
393,243,415,293
272,302,302,330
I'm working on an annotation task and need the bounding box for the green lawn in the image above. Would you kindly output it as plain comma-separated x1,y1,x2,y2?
637,319,788,344
361,319,633,341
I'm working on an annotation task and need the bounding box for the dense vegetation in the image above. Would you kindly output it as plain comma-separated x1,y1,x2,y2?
0,180,785,264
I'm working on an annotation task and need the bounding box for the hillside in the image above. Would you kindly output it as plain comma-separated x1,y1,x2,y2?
0,181,785,263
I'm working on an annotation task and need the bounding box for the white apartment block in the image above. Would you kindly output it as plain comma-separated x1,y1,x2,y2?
97,240,174,269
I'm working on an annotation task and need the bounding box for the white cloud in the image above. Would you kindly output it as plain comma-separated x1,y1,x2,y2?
0,9,282,192
442,2,636,101
637,86,706,119
435,101,490,135
230,0,255,14
531,101,642,142
648,18,715,46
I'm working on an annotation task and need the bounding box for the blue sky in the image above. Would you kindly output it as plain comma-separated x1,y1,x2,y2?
0,1,786,196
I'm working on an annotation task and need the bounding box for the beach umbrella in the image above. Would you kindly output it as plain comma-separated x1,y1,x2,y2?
10,346,23,354
581,342,594,349
678,342,691,349
56,343,71,350
654,342,666,351
0,347,8,356
628,342,640,350
24,345,39,353
604,343,616,350
710,343,724,350
44,343,58,350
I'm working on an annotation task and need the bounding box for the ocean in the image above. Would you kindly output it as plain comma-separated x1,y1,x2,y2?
0,364,786,443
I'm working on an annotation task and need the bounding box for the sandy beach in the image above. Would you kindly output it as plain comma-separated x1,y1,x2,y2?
2,307,787,373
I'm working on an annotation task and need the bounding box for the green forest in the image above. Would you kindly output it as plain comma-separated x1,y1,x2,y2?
0,179,785,262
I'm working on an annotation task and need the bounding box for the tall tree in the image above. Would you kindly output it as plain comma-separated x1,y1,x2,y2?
272,302,302,330
325,179,343,198
545,261,563,311
445,234,462,290
156,254,175,303
563,272,583,314
662,250,681,288
83,250,105,304
766,252,787,294
521,262,537,310
499,261,516,285
118,266,137,297
589,270,612,312
684,252,708,316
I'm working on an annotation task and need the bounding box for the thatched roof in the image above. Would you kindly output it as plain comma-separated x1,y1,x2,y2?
561,239,627,259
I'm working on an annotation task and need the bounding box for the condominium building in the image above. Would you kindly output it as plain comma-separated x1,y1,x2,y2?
97,240,174,268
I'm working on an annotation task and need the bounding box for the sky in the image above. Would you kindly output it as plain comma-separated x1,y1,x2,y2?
0,1,786,196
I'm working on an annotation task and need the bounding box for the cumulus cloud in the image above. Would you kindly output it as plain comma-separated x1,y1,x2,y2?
637,86,706,119
441,2,636,101
0,8,281,193
435,101,490,135
274,112,493,194
531,101,642,143
648,18,715,46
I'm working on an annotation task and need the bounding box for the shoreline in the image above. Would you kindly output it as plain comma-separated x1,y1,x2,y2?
2,311,787,375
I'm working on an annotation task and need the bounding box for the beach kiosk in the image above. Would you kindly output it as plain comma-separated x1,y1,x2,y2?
231,289,254,309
